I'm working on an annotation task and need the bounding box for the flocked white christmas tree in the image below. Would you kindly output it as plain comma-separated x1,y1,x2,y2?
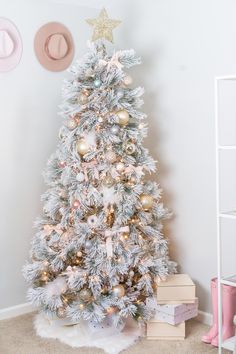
23,8,176,330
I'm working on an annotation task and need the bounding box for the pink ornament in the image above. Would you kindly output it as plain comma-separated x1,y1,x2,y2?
72,200,80,209
59,160,66,168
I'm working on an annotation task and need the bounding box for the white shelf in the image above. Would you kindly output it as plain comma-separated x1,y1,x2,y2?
215,76,236,353
222,335,235,351
219,211,236,220
216,75,236,81
221,275,236,288
218,145,236,150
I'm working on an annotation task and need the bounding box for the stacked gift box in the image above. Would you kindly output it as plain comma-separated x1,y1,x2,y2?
146,274,198,340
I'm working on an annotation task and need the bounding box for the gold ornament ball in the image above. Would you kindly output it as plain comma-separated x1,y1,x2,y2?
67,118,77,130
123,75,133,86
112,284,125,298
125,143,136,155
103,175,114,187
117,110,129,126
140,194,154,210
57,307,66,318
77,92,89,105
79,288,92,302
116,162,125,172
77,139,90,156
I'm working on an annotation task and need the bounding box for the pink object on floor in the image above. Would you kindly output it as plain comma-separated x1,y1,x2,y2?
201,278,218,344
211,284,236,347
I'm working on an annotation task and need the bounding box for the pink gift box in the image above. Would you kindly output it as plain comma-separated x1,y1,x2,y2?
147,297,198,325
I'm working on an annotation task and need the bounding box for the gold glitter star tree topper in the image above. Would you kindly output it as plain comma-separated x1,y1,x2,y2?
86,8,121,43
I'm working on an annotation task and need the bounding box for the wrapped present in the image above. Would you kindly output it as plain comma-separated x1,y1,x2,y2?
146,297,198,325
147,321,185,340
156,274,196,303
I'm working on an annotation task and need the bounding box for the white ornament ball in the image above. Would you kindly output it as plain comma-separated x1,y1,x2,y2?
116,88,124,98
123,75,133,86
66,118,77,130
129,270,134,277
116,162,125,172
85,239,92,249
76,172,85,182
110,125,120,135
117,110,129,126
98,116,104,123
106,151,117,163
76,139,90,156
87,214,98,227
77,251,82,257
112,284,125,298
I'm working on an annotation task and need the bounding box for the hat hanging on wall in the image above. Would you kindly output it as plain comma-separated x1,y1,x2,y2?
34,22,74,72
0,17,23,72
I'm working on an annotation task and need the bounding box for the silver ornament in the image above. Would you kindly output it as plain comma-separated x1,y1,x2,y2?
85,239,92,249
110,125,120,135
76,172,85,182
125,142,136,155
116,88,124,98
93,79,102,88
87,214,98,227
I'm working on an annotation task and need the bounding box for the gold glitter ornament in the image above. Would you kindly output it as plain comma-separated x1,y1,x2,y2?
112,284,125,298
117,109,129,126
76,138,90,156
103,175,114,187
140,194,154,210
86,8,121,43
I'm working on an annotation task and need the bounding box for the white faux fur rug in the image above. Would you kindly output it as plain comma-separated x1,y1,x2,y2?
34,313,143,354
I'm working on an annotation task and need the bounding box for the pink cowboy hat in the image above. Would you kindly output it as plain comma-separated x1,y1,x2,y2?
0,17,23,72
34,22,74,72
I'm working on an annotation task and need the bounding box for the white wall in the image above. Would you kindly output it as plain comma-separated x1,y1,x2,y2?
1,0,236,314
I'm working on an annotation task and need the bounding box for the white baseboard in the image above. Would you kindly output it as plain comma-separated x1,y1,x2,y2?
0,302,34,320
196,310,212,326
0,302,212,326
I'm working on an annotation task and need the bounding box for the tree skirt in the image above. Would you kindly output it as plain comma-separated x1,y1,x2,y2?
34,313,143,354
